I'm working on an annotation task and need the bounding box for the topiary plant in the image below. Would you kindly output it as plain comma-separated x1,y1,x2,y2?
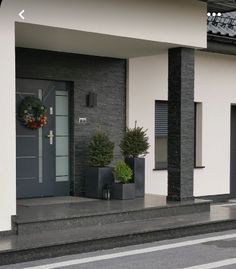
120,124,150,158
113,160,133,184
88,129,114,167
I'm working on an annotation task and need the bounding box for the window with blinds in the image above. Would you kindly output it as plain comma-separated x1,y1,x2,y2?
155,101,168,169
155,101,203,170
155,101,168,137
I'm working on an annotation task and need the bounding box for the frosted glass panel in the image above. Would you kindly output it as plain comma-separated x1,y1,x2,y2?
56,117,69,136
56,96,68,116
56,90,68,96
56,156,69,176
56,137,69,156
55,89,69,182
56,176,69,182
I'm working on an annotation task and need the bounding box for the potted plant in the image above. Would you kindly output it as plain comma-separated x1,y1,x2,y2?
111,160,135,200
85,129,114,199
120,124,150,198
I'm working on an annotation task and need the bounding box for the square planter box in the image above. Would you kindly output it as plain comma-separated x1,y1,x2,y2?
85,167,113,199
125,158,145,198
111,183,135,200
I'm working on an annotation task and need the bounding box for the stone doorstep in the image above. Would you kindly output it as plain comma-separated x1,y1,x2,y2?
14,200,210,235
0,205,236,265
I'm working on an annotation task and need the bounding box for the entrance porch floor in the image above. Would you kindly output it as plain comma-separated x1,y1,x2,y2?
16,195,206,223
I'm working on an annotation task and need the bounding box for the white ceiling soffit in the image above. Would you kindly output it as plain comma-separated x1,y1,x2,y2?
15,22,176,59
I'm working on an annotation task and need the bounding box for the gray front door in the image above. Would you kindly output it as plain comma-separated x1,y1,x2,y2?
16,78,70,198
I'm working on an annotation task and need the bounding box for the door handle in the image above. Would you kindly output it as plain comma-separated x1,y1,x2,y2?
47,130,54,145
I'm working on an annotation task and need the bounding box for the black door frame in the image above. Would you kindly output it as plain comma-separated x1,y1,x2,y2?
16,77,75,197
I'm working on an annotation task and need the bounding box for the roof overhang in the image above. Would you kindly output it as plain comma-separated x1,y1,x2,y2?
15,22,177,59
205,40,236,56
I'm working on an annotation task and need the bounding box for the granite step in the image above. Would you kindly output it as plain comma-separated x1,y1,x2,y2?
14,198,210,235
1,205,236,266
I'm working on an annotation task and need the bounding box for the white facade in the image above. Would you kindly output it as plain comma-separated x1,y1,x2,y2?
0,5,16,232
1,0,235,232
127,53,169,195
127,51,236,196
194,51,236,196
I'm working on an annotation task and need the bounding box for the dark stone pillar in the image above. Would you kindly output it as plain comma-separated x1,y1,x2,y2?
167,48,195,201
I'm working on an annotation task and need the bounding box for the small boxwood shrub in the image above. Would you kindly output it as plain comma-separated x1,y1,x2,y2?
113,160,133,184
88,129,114,167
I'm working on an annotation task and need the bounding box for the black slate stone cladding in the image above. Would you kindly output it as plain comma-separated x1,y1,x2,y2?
16,48,126,195
168,47,195,201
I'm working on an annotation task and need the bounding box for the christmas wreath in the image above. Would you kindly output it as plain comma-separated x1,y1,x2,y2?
19,96,48,129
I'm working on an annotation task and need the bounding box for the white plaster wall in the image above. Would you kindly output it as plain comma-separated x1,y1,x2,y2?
0,9,16,231
127,54,169,195
128,51,236,197
5,0,206,48
194,51,236,196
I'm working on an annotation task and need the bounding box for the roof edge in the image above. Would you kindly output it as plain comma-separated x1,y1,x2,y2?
202,39,236,56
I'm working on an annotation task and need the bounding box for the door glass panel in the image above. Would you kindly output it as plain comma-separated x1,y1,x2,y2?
56,176,69,182
56,136,69,156
56,117,69,136
56,96,68,115
55,90,69,182
56,90,68,96
56,156,69,176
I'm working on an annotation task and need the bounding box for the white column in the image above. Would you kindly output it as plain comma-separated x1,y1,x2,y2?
0,6,16,231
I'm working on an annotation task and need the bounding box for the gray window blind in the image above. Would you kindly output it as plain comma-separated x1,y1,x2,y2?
155,101,168,136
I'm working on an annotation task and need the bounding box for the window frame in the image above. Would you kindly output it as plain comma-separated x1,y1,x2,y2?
154,100,204,170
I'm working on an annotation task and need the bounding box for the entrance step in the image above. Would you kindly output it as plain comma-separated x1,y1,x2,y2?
14,197,210,235
1,205,236,266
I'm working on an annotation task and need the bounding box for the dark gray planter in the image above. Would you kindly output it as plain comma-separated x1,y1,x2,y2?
85,167,113,199
125,158,145,198
111,183,135,200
